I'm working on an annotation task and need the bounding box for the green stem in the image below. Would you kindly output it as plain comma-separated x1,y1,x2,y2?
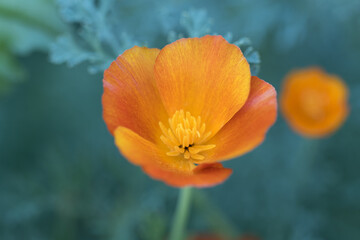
169,187,192,240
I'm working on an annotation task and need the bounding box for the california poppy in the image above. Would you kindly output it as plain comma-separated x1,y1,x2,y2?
281,67,348,138
102,35,277,187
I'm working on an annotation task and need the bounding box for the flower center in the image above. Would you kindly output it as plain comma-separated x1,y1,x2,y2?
159,110,215,161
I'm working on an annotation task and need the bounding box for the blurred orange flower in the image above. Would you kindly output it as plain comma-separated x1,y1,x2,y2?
102,35,277,187
281,67,349,138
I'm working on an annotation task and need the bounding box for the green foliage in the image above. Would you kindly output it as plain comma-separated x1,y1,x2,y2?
233,38,261,76
0,0,63,93
168,9,261,76
0,49,25,94
0,0,62,53
50,5,261,75
167,9,212,41
50,0,140,74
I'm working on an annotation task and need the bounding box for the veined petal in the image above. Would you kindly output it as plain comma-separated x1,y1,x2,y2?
143,163,232,188
204,76,277,162
114,127,232,188
103,46,168,143
154,35,251,137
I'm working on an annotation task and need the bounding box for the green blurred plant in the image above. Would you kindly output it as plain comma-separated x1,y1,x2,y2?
0,0,63,94
49,4,261,75
50,0,140,74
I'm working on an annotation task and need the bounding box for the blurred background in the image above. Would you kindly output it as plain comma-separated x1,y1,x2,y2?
0,0,359,239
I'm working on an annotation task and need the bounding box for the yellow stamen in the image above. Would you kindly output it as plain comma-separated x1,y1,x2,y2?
167,151,181,157
159,110,216,162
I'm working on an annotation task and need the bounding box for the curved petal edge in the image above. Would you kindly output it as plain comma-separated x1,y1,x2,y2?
114,126,232,188
205,76,277,162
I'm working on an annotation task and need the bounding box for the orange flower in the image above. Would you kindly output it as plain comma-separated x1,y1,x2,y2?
102,35,277,187
280,67,349,138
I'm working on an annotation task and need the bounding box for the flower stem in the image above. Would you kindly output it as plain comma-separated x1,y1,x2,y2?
169,187,192,240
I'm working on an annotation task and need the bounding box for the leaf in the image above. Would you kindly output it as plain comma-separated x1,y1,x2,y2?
0,48,25,94
168,9,261,76
49,0,140,74
0,0,63,54
180,8,212,38
233,37,261,76
0,0,63,93
50,35,98,68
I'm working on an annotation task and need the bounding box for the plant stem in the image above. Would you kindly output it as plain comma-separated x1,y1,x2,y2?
169,187,192,240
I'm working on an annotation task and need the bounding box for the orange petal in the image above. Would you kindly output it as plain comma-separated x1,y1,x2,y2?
204,76,277,162
280,67,349,138
143,162,232,188
114,126,232,188
154,35,251,137
102,46,168,143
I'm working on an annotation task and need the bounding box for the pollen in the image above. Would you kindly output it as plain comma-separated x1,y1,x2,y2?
159,110,215,162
